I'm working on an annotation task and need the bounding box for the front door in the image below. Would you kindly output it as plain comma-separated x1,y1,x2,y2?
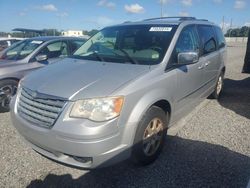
171,25,206,122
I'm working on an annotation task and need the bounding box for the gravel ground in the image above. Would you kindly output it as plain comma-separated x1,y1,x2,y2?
0,43,249,188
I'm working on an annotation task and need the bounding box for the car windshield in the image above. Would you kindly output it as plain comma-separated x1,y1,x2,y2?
73,25,178,65
1,39,44,60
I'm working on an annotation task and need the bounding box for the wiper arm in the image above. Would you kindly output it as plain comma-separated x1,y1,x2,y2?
72,51,105,62
117,49,138,64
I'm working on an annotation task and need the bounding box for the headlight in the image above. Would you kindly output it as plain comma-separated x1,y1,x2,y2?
70,96,124,122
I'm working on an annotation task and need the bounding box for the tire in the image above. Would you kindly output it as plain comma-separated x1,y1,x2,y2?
0,79,18,112
131,106,169,166
209,72,224,100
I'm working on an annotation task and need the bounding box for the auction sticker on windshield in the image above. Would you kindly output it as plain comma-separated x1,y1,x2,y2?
31,41,43,44
149,27,172,32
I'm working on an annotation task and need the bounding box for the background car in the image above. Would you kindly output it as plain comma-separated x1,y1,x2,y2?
0,36,86,112
0,38,24,52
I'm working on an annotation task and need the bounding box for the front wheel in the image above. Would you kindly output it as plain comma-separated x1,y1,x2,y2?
0,79,18,112
131,106,169,166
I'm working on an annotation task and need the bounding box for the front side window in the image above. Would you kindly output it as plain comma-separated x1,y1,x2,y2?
197,25,217,55
1,40,43,60
171,25,199,63
38,41,69,58
73,25,178,65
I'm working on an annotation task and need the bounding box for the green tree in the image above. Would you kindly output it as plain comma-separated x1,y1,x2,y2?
225,26,249,37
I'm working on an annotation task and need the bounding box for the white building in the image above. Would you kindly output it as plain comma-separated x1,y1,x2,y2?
61,30,89,39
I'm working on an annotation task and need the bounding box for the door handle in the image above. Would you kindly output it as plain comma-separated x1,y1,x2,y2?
205,61,210,67
198,65,203,70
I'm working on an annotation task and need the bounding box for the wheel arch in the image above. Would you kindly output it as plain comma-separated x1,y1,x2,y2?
0,77,20,83
123,90,173,147
153,99,171,119
221,66,226,75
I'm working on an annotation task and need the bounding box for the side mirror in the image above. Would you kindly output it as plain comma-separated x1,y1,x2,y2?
178,52,199,65
35,54,48,62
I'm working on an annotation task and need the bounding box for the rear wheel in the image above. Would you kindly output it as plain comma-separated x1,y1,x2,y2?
0,79,18,112
209,72,224,100
131,106,168,165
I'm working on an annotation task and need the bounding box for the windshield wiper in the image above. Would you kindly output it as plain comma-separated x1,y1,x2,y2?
72,51,105,62
117,49,138,64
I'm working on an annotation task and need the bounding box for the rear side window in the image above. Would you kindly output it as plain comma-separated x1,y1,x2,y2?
197,25,217,55
215,27,226,49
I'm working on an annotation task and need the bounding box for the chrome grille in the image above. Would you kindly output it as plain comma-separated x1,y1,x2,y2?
17,88,66,128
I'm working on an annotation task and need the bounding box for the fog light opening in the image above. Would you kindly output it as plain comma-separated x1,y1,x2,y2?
72,156,92,163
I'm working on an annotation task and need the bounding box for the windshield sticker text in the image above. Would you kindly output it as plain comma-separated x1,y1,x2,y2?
149,27,172,32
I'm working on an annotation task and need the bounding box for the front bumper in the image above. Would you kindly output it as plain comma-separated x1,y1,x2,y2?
10,97,131,169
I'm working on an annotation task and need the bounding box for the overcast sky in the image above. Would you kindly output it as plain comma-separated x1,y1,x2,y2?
0,0,249,32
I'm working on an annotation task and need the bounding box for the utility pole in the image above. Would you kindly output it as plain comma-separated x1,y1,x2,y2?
222,16,225,33
229,18,233,38
161,0,163,17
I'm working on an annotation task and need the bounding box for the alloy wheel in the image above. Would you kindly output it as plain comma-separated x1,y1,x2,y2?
143,118,164,156
0,85,17,110
216,76,223,96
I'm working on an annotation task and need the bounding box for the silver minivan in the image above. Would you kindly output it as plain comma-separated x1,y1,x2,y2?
10,17,226,169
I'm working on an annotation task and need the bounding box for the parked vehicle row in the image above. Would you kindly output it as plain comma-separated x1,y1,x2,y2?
0,36,86,112
10,17,226,169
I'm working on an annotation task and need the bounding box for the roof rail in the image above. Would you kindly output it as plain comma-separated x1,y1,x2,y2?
143,17,196,21
196,19,209,21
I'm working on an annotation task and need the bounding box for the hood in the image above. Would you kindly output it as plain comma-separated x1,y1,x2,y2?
22,58,150,100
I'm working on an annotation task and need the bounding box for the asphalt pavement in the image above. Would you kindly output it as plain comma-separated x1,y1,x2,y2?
0,43,249,188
